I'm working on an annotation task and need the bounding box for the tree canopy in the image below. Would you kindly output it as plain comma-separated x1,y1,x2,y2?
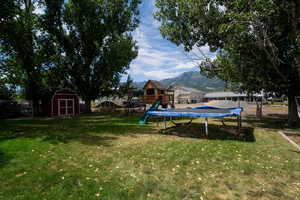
0,0,140,114
156,0,300,126
0,0,59,114
43,0,140,112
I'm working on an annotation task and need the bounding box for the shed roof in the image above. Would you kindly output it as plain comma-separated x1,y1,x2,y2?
54,89,77,95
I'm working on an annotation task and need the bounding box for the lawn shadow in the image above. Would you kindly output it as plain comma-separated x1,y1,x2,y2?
42,135,118,146
0,113,153,146
265,113,288,120
225,117,288,130
160,123,255,142
288,150,300,154
0,150,12,169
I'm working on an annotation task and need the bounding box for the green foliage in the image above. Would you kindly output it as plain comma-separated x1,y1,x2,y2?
155,0,300,93
133,89,143,97
155,0,300,125
0,0,66,114
155,0,226,51
1,0,141,113
0,1,39,101
43,0,140,111
0,84,15,100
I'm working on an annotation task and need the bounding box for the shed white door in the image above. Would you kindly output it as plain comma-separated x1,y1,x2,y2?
58,99,74,116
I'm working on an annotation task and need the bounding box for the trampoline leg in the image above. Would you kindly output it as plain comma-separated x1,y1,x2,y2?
237,116,242,133
240,116,242,128
164,116,167,129
205,117,208,135
221,120,226,127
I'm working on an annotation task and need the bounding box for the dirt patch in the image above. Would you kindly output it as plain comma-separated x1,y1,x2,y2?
244,105,288,119
284,132,300,145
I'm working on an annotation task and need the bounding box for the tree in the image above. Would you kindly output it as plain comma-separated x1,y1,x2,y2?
43,0,140,112
0,0,62,115
119,75,134,98
155,0,300,127
0,84,15,100
0,53,21,100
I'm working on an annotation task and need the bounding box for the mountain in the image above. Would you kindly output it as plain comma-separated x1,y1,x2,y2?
133,71,226,92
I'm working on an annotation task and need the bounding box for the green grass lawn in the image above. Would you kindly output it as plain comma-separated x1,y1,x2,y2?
0,113,300,200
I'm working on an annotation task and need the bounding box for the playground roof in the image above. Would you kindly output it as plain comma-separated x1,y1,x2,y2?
143,80,167,90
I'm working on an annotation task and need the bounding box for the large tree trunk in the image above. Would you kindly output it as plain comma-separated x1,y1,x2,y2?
26,75,40,117
288,1,300,127
32,98,40,117
288,94,300,127
85,99,92,113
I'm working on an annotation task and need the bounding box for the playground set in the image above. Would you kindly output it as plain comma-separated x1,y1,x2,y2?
140,80,174,108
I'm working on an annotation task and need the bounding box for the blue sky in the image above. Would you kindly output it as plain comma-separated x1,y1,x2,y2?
128,0,215,82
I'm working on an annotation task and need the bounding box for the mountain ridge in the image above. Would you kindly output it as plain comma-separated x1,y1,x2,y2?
133,71,226,92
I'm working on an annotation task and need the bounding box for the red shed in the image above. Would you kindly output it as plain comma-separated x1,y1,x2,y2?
50,90,80,117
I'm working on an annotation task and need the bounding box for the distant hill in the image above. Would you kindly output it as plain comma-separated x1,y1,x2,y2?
133,71,226,92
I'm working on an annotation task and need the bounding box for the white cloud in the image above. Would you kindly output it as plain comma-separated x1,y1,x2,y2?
128,0,216,82
172,61,199,70
134,28,151,49
138,47,185,67
144,70,181,80
152,19,161,29
130,63,145,75
133,23,184,68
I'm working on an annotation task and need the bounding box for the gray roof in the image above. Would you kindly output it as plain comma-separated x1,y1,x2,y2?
174,86,204,94
204,92,248,98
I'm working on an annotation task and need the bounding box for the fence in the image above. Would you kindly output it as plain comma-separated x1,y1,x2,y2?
0,100,22,118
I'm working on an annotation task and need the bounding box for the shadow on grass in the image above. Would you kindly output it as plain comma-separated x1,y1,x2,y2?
41,135,118,146
160,123,255,142
224,117,288,130
289,150,300,154
0,150,12,169
0,113,151,146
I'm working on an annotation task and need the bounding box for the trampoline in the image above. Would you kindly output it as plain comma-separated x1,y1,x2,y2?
146,106,243,134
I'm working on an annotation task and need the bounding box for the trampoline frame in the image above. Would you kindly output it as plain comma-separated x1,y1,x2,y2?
147,106,243,135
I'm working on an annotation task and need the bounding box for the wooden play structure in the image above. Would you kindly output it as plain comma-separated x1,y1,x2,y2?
141,80,174,108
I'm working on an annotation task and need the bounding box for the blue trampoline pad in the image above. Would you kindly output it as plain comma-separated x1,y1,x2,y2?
147,106,243,118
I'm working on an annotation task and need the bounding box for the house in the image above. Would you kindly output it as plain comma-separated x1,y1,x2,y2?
173,86,205,104
141,80,174,107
